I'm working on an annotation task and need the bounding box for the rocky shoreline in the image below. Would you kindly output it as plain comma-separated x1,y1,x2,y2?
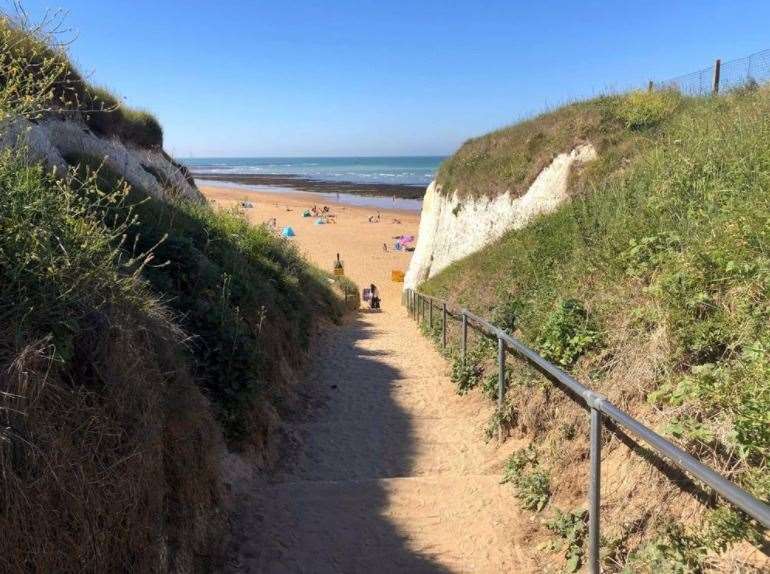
191,172,426,199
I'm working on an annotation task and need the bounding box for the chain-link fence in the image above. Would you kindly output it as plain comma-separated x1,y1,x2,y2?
656,48,770,96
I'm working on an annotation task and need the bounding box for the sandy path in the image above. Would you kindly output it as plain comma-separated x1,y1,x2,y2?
204,186,538,573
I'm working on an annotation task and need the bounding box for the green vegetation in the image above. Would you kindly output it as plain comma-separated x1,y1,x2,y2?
436,89,683,198
546,509,588,573
66,152,347,441
501,446,551,511
0,14,163,147
0,150,223,571
536,299,601,367
0,11,354,570
421,85,770,569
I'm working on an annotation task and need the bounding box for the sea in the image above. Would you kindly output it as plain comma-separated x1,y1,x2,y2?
180,156,444,211
181,156,443,187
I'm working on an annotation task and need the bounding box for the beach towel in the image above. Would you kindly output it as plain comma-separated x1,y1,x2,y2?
281,226,296,237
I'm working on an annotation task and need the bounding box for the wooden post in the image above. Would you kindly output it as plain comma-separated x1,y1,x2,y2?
461,313,467,363
712,59,721,95
647,80,654,93
429,299,433,328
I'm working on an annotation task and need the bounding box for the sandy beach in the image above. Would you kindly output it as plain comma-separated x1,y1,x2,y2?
200,185,420,303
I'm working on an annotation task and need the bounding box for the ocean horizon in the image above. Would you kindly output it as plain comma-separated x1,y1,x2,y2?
180,156,445,187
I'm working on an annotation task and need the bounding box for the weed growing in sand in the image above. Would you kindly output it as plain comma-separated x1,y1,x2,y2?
545,509,588,573
501,446,551,511
483,401,517,441
450,345,487,394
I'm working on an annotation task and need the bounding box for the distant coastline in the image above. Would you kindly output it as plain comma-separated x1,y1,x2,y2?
192,172,426,199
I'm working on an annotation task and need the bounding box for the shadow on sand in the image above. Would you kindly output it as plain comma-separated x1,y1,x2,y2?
239,314,451,573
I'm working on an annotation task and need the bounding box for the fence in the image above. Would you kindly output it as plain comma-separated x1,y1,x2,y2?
402,288,770,574
654,48,770,96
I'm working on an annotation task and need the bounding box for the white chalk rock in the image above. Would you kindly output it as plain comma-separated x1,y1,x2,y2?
404,144,597,289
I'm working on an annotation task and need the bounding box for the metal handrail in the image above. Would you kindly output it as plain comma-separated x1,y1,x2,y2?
403,288,770,573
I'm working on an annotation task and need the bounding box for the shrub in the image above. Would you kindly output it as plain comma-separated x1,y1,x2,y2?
491,296,525,334
613,89,681,129
536,299,601,367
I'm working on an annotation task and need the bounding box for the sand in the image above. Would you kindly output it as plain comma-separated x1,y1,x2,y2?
201,185,418,304
203,185,540,573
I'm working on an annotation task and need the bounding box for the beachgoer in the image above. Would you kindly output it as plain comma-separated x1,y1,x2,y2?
383,243,388,252
370,283,380,310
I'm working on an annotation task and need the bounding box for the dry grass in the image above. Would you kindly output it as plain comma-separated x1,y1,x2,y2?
0,305,224,573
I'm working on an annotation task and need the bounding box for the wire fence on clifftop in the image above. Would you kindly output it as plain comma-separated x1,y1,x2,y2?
655,48,770,95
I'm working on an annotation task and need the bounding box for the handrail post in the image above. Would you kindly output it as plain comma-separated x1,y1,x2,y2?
497,336,506,410
442,303,447,349
461,312,467,363
417,294,425,325
429,298,433,328
588,407,602,574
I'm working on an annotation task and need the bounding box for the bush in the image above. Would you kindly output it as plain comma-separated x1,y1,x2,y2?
613,89,682,129
450,345,487,394
491,296,525,334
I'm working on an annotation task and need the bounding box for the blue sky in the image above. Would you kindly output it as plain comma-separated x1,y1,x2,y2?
15,0,770,157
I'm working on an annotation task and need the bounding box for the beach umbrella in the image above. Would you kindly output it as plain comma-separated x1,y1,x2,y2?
303,210,311,217
281,226,296,237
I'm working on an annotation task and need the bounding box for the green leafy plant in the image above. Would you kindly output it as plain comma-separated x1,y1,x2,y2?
500,446,550,511
537,299,601,367
546,509,588,573
492,297,526,335
450,345,487,394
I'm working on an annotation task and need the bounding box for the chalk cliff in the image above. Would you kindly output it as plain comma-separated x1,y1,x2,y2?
404,144,597,289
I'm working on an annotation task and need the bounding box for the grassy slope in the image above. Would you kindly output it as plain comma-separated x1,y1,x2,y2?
0,19,354,573
0,150,351,571
423,87,770,571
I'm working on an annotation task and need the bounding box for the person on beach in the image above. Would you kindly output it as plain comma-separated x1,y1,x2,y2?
383,243,388,252
369,283,380,310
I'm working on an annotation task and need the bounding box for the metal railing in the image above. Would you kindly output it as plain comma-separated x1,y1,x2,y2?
402,288,770,573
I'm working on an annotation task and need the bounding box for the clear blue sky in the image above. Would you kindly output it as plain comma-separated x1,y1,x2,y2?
16,0,770,157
